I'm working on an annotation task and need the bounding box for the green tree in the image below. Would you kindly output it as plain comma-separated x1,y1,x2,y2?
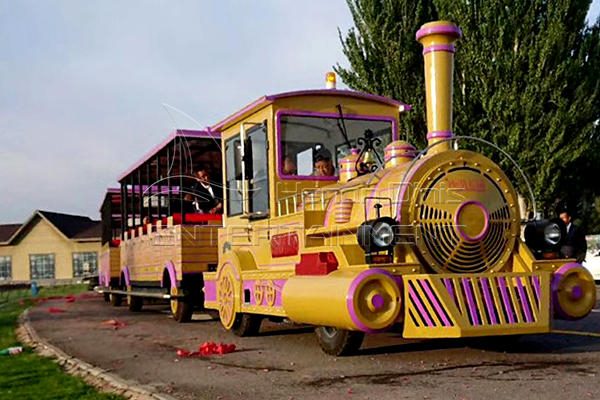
335,0,437,147
338,0,600,231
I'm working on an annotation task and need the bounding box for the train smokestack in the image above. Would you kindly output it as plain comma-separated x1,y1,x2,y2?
416,21,462,154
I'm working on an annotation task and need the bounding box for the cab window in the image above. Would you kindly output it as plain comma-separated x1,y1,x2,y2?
279,113,393,180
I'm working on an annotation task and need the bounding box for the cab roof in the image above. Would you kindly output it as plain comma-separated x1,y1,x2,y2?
210,89,410,133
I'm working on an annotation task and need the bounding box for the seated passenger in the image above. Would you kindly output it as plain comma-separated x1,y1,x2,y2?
186,165,223,214
314,150,336,177
283,156,297,175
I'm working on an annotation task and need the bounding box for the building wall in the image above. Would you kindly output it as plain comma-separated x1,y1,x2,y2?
0,218,101,283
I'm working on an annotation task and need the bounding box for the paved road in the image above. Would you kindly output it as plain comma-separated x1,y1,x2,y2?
28,290,600,400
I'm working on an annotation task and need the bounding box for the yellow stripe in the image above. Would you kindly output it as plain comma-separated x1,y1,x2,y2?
452,278,467,317
506,277,524,324
471,279,488,325
488,277,507,325
413,280,442,327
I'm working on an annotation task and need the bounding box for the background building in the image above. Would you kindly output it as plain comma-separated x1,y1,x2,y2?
0,210,101,284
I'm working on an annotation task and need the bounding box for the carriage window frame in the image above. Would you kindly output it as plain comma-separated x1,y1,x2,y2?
225,134,243,217
275,110,397,181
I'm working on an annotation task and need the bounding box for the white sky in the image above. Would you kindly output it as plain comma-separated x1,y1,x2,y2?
1,0,599,223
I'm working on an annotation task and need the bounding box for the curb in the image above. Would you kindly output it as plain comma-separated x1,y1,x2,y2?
17,309,180,400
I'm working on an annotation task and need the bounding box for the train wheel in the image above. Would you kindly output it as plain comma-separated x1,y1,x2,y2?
231,314,263,337
170,287,193,323
109,287,123,307
127,286,143,312
315,327,365,356
217,268,237,329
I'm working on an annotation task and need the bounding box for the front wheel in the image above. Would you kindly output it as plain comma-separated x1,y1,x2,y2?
103,292,110,302
231,313,263,337
170,287,193,323
127,287,143,312
315,326,365,356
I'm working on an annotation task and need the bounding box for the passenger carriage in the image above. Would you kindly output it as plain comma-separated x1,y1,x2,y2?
99,129,223,322
98,188,123,305
203,21,597,355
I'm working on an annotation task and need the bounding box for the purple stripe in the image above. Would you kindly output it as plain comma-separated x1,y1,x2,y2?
408,285,434,327
516,277,533,323
423,45,455,55
498,277,516,323
416,24,463,41
480,278,498,325
385,145,417,151
385,154,415,161
531,275,541,307
461,278,480,326
421,280,451,326
204,280,216,302
426,130,453,139
443,278,456,304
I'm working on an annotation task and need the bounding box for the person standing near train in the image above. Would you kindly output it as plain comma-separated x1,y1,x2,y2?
560,209,587,263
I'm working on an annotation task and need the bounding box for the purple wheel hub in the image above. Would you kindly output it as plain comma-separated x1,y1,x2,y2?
370,294,385,310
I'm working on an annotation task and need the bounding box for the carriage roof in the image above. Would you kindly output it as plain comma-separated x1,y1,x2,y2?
117,129,220,182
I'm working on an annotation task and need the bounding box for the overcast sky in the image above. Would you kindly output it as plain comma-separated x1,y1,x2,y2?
1,1,599,223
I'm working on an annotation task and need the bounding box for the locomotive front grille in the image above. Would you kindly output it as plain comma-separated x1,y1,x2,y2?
409,162,521,274
402,272,551,338
419,203,512,273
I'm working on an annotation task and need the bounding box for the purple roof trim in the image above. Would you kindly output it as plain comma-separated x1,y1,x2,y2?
211,89,410,132
117,129,220,182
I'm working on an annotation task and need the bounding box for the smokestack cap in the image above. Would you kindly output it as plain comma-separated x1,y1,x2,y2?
416,21,462,42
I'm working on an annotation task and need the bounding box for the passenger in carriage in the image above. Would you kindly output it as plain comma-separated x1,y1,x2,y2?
282,155,298,175
185,165,223,214
314,149,336,177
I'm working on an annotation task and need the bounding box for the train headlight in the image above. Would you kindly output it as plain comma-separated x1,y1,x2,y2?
357,217,399,252
524,218,567,258
544,223,562,246
372,220,395,248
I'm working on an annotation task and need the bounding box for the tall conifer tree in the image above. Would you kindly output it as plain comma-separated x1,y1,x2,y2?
338,0,600,227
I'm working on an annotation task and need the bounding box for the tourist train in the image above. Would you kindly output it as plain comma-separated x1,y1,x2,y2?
97,21,596,355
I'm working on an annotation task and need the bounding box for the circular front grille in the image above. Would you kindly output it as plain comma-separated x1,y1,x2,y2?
410,159,518,274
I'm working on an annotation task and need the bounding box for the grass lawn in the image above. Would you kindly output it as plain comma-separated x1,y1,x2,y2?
0,285,124,400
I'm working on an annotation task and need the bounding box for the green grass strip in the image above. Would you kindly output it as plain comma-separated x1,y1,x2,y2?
0,286,124,400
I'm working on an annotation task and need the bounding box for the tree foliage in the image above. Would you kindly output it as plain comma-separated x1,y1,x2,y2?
337,0,600,231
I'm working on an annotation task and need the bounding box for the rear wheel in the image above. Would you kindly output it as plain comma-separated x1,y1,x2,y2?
127,286,143,312
170,287,193,323
109,287,123,307
231,313,263,337
315,326,365,356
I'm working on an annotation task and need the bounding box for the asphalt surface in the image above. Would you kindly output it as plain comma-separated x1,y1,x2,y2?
28,289,600,400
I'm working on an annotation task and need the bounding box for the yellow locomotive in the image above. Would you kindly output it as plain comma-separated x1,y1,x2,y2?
201,21,596,356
